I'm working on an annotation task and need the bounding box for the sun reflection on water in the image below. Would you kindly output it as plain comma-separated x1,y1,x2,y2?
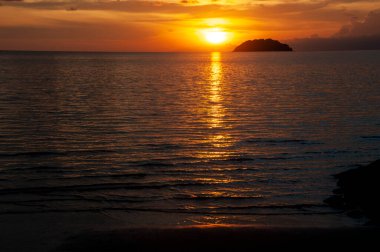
197,52,234,158
209,52,223,128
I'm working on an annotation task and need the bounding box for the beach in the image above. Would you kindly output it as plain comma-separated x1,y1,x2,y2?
1,212,379,252
56,226,380,251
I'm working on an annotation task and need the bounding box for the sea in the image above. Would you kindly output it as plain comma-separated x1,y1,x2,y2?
0,51,380,230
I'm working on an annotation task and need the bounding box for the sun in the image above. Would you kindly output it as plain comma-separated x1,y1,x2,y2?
203,29,227,44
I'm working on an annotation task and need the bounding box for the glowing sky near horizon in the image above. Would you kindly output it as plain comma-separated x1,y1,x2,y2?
0,0,380,51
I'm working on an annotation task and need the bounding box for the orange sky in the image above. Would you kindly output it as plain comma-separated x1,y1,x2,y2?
0,0,380,51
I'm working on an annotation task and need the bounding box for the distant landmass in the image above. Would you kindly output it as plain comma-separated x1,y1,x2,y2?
233,39,293,52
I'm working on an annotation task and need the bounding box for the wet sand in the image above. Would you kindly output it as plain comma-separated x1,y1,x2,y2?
55,225,380,251
1,211,377,252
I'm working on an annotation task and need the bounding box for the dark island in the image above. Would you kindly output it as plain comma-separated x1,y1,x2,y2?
233,39,293,52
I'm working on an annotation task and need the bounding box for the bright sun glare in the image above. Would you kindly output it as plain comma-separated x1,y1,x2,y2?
203,29,227,44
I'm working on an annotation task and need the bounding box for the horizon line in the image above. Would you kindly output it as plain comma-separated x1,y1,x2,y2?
1,49,380,54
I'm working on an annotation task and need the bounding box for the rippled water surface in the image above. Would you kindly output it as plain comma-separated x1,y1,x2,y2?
0,51,379,226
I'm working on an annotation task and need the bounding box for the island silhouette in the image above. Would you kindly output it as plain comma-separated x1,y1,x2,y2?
233,39,293,52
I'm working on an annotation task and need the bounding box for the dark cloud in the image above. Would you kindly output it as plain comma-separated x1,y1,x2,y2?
0,0,374,26
2,0,380,51
0,0,352,15
0,1,225,14
180,0,199,4
66,6,77,11
289,10,380,51
335,10,380,37
0,20,156,40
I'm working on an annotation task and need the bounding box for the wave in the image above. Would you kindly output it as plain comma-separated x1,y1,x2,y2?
136,143,183,150
126,154,312,168
361,135,380,139
131,161,176,167
213,203,325,210
226,155,313,162
225,157,256,162
239,138,323,146
0,165,68,174
303,150,359,155
173,195,264,201
0,149,118,158
0,203,340,216
26,173,148,181
0,151,63,158
0,181,230,195
1,166,148,179
0,196,161,205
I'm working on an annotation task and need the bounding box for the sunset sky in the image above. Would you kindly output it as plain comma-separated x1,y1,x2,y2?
1,0,380,51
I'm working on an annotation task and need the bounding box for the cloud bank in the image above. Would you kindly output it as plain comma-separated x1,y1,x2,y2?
1,0,380,51
290,10,380,50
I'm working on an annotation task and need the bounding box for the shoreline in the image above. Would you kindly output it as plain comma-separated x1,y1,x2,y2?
55,225,380,251
0,211,369,252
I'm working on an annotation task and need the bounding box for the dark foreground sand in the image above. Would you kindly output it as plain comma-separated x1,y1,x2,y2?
1,211,373,252
55,225,380,251
3,160,380,252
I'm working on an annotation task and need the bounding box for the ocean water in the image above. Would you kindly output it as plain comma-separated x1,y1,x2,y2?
0,51,379,227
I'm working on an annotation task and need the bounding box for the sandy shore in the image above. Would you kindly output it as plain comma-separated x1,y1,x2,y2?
55,225,380,251
1,211,378,251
